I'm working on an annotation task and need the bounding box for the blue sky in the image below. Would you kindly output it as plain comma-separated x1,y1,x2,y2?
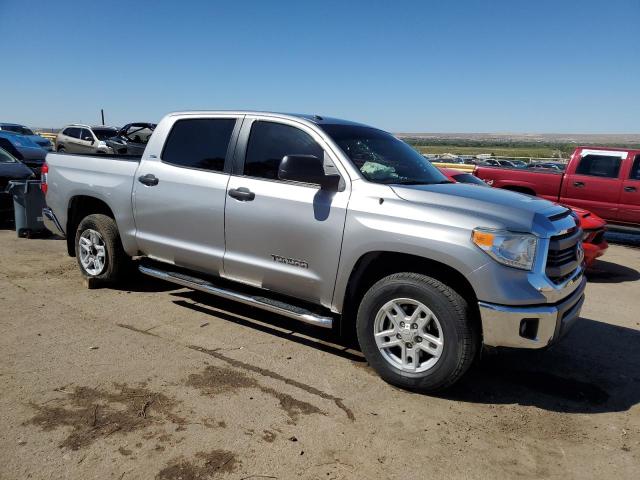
1,0,638,132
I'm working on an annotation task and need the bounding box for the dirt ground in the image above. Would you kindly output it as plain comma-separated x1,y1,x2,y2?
0,227,638,480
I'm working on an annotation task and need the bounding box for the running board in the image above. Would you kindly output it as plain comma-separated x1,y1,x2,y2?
139,265,334,329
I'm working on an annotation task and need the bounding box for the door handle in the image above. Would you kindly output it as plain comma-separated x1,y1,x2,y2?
138,173,159,186
624,186,637,192
228,187,255,201
573,181,585,188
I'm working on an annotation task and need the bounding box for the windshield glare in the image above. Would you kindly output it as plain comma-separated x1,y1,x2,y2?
321,124,448,185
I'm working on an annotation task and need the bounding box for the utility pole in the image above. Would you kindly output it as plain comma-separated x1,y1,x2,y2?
101,109,105,126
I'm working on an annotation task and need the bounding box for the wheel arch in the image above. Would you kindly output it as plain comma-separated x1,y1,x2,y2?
65,195,116,256
340,251,480,337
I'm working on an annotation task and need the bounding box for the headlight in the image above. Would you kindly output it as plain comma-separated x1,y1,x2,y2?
472,228,537,270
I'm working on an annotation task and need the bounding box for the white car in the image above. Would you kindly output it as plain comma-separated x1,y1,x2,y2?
55,124,117,154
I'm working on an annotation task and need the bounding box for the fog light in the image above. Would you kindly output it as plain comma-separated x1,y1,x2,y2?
519,318,539,340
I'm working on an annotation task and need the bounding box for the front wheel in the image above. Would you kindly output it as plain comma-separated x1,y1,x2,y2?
74,214,129,285
356,272,479,392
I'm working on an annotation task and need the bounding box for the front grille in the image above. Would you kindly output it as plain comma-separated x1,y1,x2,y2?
546,227,582,284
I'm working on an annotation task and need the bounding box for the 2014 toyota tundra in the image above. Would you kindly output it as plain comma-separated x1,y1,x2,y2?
41,111,586,391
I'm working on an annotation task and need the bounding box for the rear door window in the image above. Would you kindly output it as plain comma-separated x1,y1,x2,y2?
575,154,622,178
243,121,323,180
161,118,236,172
66,127,81,139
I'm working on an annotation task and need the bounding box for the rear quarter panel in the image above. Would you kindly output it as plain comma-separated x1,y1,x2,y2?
45,153,140,254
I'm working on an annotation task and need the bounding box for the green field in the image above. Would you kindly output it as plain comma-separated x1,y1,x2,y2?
413,144,566,158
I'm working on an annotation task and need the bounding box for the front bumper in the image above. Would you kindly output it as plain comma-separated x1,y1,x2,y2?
583,240,607,268
42,207,65,237
479,275,586,349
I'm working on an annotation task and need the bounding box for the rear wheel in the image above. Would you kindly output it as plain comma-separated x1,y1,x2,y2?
356,272,479,392
57,146,65,153
74,214,129,285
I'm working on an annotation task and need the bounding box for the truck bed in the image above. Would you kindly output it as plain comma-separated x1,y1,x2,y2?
44,152,141,252
474,165,564,202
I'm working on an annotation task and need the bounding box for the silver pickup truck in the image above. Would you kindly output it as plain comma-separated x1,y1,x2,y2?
42,111,586,391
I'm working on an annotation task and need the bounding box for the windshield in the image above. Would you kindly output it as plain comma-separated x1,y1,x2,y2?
321,124,449,185
2,125,34,135
93,128,117,141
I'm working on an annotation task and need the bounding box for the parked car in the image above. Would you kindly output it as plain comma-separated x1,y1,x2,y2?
0,146,34,219
105,123,156,156
509,160,528,168
482,159,500,166
475,147,640,230
55,125,118,154
42,111,586,392
0,123,53,150
527,162,566,171
439,167,607,267
0,131,47,173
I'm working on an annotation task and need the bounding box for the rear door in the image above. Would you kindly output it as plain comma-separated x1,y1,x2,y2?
619,153,640,224
560,149,626,220
133,115,241,275
222,117,349,308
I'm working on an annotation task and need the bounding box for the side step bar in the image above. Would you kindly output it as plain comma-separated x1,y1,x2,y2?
139,265,334,329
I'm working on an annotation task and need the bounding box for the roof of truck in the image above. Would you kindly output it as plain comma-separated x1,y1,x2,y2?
166,111,370,127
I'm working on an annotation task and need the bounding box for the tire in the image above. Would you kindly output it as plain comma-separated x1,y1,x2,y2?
74,214,129,286
57,147,65,153
356,272,479,392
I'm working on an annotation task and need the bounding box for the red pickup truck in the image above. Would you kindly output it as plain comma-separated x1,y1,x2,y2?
474,146,640,230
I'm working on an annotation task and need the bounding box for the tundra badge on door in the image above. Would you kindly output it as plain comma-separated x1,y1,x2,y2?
271,254,309,269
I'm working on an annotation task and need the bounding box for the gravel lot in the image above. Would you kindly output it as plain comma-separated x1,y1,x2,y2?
0,228,638,479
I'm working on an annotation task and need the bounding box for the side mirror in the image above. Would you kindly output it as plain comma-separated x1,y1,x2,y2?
83,137,94,144
278,154,341,190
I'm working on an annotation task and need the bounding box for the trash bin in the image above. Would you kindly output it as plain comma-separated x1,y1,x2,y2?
6,179,47,238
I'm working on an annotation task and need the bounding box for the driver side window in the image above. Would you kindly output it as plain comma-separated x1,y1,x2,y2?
80,129,93,141
244,121,324,180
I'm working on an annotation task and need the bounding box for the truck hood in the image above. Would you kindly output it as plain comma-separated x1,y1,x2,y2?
391,183,570,235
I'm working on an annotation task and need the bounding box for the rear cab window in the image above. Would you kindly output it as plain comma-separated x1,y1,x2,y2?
161,118,236,172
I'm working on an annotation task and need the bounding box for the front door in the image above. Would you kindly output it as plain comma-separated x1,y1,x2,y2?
133,116,240,275
78,128,96,154
223,118,349,308
561,149,625,221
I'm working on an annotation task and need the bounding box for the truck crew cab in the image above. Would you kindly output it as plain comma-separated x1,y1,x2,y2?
42,111,586,392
